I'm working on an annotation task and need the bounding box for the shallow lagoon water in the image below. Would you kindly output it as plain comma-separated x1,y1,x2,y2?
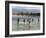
12,15,40,31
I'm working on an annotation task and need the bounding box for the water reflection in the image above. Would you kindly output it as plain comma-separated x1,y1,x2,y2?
12,16,40,31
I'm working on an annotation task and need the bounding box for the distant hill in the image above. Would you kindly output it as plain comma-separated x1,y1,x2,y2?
12,12,40,16
12,6,40,16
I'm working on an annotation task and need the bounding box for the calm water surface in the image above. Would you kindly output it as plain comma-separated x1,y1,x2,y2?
12,15,40,31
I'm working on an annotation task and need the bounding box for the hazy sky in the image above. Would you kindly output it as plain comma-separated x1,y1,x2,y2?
12,6,40,13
